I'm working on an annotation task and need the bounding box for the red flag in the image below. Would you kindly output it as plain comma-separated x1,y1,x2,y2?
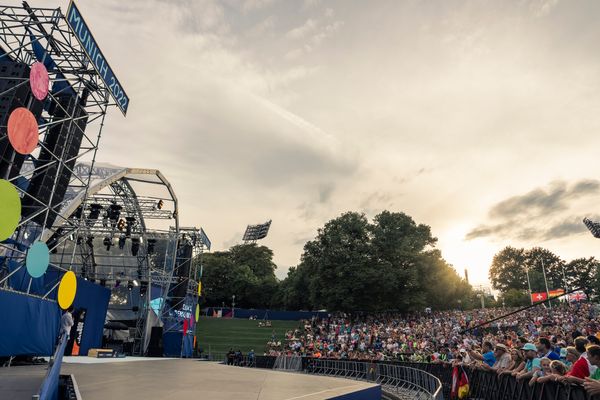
451,366,469,399
531,292,548,303
451,366,458,399
183,319,188,335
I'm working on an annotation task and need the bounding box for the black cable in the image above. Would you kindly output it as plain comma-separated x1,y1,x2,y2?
460,286,585,334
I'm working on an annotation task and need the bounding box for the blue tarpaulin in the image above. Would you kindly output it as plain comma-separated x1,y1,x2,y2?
0,289,61,356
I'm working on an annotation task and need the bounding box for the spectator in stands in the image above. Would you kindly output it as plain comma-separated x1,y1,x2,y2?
561,345,600,384
537,360,568,384
529,357,552,386
514,343,541,380
538,337,560,361
468,341,495,367
500,348,525,375
563,347,580,370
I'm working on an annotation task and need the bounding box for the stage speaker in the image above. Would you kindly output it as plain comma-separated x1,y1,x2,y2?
169,243,193,300
0,60,44,179
147,326,163,357
21,93,88,228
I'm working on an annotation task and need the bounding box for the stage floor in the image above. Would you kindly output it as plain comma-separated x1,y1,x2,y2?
0,364,46,400
61,359,377,400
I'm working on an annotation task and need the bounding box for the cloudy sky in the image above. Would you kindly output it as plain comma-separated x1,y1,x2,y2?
40,0,600,284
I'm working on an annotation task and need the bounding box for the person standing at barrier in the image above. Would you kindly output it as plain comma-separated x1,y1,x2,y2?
528,357,551,386
514,343,541,380
536,360,567,383
537,338,560,361
468,341,495,367
560,344,600,384
61,306,74,338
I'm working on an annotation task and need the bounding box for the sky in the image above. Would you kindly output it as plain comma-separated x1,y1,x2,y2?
28,0,600,285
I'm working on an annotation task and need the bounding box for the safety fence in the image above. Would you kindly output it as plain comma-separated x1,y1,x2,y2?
306,359,442,400
210,354,600,400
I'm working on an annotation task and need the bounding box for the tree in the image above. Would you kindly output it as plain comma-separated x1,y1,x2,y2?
489,247,528,292
199,244,279,309
564,257,600,299
498,289,530,307
288,210,472,312
489,246,566,293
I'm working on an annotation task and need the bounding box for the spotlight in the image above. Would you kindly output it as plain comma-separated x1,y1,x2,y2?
117,218,126,231
127,280,133,291
103,237,112,251
109,204,122,226
125,217,135,237
133,279,139,287
88,203,103,220
157,199,164,210
131,237,140,256
147,238,156,254
140,280,148,295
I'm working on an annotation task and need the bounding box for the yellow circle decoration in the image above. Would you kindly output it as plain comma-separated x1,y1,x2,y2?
0,179,21,241
58,271,77,310
195,304,200,322
197,280,202,296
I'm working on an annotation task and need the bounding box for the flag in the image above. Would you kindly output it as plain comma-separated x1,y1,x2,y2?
451,366,469,399
549,289,565,298
569,291,588,302
531,292,548,303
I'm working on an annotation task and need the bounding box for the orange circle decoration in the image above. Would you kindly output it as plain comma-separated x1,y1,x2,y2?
30,62,49,101
57,271,77,310
7,108,38,155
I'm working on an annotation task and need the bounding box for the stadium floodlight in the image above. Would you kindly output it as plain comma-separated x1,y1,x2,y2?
242,220,272,243
583,218,600,238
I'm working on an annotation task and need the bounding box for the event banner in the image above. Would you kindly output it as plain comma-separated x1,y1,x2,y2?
66,1,130,115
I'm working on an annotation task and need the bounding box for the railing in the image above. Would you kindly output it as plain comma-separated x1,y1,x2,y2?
37,332,68,400
306,359,443,400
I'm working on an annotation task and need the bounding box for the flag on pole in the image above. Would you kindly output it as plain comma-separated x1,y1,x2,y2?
548,289,565,298
569,291,588,302
531,292,548,303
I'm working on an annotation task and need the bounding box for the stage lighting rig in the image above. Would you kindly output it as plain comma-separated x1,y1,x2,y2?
118,236,126,250
117,218,125,231
109,204,122,227
157,199,164,210
103,237,112,251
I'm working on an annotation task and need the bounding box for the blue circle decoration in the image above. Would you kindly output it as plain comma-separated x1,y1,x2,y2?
26,241,49,278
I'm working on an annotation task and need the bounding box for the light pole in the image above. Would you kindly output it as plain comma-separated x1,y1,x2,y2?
525,266,533,305
540,257,551,309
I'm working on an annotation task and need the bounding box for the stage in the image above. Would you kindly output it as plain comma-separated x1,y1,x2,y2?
0,365,47,400
60,358,380,400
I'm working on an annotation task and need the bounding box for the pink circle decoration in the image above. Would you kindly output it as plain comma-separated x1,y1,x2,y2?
8,108,38,155
30,62,49,101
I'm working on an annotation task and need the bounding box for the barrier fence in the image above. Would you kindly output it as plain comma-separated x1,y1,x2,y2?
212,354,600,400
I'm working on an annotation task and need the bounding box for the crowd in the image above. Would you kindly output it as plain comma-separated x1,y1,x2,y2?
264,302,600,394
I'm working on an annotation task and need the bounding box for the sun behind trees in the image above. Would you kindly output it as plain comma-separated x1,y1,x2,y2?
199,210,473,312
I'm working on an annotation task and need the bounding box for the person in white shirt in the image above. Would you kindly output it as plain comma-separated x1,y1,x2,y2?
61,306,74,338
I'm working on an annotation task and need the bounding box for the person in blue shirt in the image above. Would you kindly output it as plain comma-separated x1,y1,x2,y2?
538,338,561,361
468,341,496,367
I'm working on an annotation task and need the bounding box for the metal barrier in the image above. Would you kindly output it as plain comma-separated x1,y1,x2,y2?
37,332,68,400
306,359,443,400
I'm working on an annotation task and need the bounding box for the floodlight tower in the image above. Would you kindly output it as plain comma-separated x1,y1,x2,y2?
242,220,272,244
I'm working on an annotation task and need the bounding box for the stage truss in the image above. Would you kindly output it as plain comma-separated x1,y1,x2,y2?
0,3,118,294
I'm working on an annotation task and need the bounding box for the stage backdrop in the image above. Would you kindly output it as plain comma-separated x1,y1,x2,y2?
43,273,111,356
0,289,61,356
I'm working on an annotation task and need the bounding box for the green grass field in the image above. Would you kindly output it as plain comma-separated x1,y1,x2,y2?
195,316,300,354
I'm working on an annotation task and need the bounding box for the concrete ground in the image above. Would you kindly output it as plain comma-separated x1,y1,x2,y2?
61,358,377,400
